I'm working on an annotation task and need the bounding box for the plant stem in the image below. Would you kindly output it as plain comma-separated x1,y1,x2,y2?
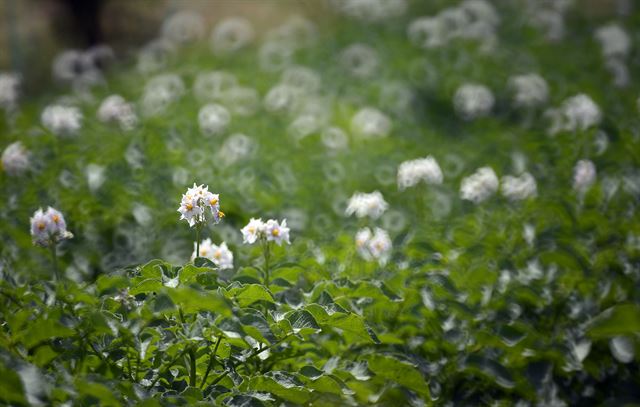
200,334,223,388
189,347,197,387
50,244,59,281
263,239,271,287
195,225,201,258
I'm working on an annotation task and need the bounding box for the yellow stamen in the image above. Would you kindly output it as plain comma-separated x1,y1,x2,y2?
37,222,46,231
52,214,60,223
186,203,193,211
210,198,218,206
272,229,280,237
219,211,225,218
214,250,221,259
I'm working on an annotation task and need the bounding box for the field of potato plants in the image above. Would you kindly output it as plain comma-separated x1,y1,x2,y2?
1,0,640,405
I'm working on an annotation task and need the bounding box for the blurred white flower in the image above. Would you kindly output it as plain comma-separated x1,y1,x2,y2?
142,74,185,117
216,133,256,167
508,74,549,108
355,227,392,265
162,10,205,46
259,41,293,73
198,104,231,136
332,0,407,22
500,172,537,201
211,17,254,55
281,66,321,93
397,156,443,190
263,219,291,246
241,218,265,244
321,127,349,150
41,104,82,136
0,73,20,110
460,166,499,203
346,191,389,219
1,142,30,176
339,44,379,78
408,17,446,49
573,159,596,192
30,207,73,247
350,107,391,139
561,94,601,132
193,71,238,103
97,95,137,131
192,238,234,269
137,39,176,74
454,83,494,120
178,183,223,227
594,23,631,59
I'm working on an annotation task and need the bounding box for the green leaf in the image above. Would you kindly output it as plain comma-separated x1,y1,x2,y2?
246,374,311,404
231,284,275,307
587,303,640,339
286,310,320,334
368,354,430,398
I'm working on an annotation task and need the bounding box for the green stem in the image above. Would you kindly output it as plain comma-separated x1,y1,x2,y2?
189,347,197,387
195,225,201,259
200,335,223,388
50,244,59,281
263,239,271,287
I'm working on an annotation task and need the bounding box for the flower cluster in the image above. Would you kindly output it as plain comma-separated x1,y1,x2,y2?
501,172,538,201
346,191,389,219
460,166,499,203
547,94,601,134
0,72,20,111
1,142,30,176
177,183,224,227
41,104,83,136
30,207,73,247
573,159,596,192
191,238,234,269
453,83,495,120
355,227,392,266
97,95,138,131
241,218,291,246
397,156,443,190
508,73,549,108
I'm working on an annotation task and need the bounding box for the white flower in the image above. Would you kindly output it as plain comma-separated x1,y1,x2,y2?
211,17,255,55
41,104,82,136
355,227,373,261
397,156,443,190
500,172,537,201
192,238,234,269
177,183,223,227
30,207,73,247
346,191,389,220
454,83,494,120
355,227,392,265
97,95,138,131
0,73,20,110
563,94,601,132
161,10,205,46
508,74,549,108
594,23,631,59
460,167,499,203
241,218,265,244
263,219,291,246
198,104,231,136
339,44,379,78
350,107,392,139
1,142,30,176
141,74,185,117
573,159,596,192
